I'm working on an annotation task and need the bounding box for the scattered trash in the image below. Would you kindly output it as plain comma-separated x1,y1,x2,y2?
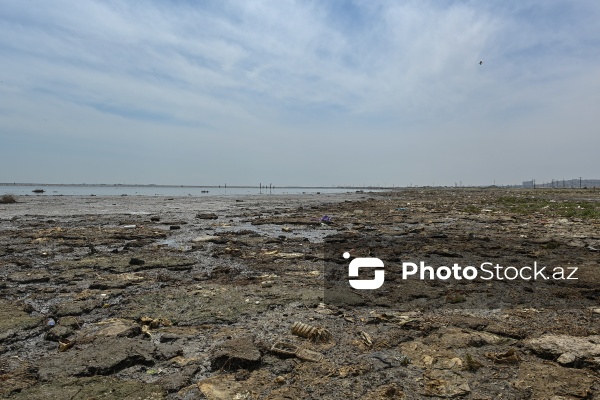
320,215,333,224
146,368,161,375
260,280,274,288
359,331,373,348
46,318,56,326
270,341,299,357
485,348,520,364
123,225,136,229
58,339,74,352
281,227,293,232
169,225,181,230
140,316,172,329
270,340,324,362
296,348,324,362
291,321,332,342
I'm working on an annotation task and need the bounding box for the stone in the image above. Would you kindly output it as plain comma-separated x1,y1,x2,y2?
196,213,218,220
210,335,261,371
525,334,600,368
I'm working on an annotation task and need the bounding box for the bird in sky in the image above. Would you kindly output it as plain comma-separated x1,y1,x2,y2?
479,60,483,65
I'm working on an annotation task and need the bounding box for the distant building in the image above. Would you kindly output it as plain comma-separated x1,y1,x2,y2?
522,179,600,188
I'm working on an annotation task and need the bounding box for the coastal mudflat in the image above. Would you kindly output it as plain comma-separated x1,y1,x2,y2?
1,189,599,399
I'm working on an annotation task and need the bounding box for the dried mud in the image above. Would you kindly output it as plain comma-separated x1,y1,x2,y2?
1,189,599,399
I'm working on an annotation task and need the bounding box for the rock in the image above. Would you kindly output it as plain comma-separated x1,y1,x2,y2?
38,337,156,380
196,213,218,220
197,374,246,400
77,318,140,340
52,300,100,317
7,271,51,283
158,364,199,393
0,301,41,343
45,325,73,341
210,335,261,371
422,370,471,398
524,334,600,368
8,376,165,399
129,257,145,266
514,361,596,399
192,235,223,243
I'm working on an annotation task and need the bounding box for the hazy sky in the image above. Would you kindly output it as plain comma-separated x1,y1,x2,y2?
1,1,599,186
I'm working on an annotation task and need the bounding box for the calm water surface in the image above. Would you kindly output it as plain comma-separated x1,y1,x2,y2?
0,185,378,197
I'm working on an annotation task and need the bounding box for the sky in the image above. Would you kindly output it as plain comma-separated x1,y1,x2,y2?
1,0,599,187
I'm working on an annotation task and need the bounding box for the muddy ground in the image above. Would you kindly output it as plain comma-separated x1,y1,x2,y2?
1,188,599,399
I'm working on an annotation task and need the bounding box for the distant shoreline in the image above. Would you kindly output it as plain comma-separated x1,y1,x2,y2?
0,183,392,190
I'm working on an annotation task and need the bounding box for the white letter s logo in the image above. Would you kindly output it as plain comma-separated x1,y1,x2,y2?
348,258,385,290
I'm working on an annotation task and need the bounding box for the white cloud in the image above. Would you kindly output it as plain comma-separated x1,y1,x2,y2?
1,0,599,185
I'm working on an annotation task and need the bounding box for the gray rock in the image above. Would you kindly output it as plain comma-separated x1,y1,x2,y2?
196,213,218,220
525,334,600,368
210,335,261,371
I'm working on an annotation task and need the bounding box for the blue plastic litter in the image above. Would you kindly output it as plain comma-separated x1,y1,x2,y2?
320,215,333,224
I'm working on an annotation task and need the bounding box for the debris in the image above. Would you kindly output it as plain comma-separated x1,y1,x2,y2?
291,321,332,342
270,341,299,357
296,348,324,362
484,348,520,364
139,316,171,329
359,331,373,348
58,339,74,352
270,340,324,363
192,235,224,243
320,215,333,224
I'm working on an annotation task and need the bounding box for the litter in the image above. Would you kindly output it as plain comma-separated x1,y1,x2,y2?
291,321,332,342
271,341,299,357
296,348,324,362
270,340,324,362
320,215,333,224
